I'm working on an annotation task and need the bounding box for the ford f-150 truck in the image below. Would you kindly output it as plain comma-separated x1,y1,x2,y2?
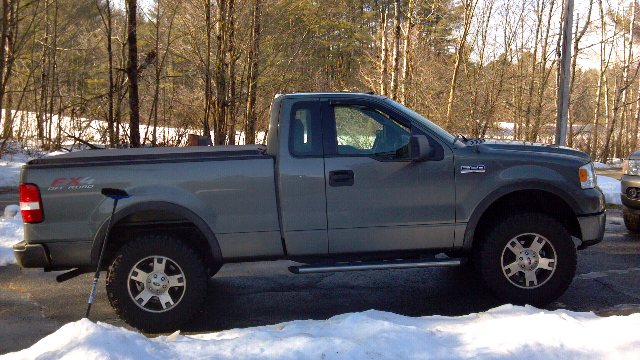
14,93,606,331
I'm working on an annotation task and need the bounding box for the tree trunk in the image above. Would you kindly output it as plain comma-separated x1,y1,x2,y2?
214,0,234,145
151,0,160,146
226,3,236,146
0,0,16,142
106,0,115,146
0,0,9,140
590,0,607,157
567,0,592,148
379,4,388,96
523,0,545,141
126,0,141,148
617,0,635,158
245,0,261,145
204,0,212,137
400,0,414,106
390,0,401,100
445,0,476,131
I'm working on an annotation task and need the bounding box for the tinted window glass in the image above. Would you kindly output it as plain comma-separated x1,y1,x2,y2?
290,102,323,156
334,105,410,158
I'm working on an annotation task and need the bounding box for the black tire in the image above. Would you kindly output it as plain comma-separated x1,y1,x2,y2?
106,235,208,332
623,207,640,233
477,212,577,307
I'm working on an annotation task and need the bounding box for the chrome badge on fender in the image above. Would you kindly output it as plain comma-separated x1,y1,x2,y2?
461,165,485,173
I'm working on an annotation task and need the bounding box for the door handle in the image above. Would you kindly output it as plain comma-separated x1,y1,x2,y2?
329,170,354,187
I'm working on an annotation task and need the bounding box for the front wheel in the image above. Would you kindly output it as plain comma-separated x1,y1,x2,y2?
623,207,640,233
478,213,577,306
106,235,208,332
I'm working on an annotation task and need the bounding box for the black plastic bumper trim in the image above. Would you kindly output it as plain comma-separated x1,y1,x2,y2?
12,241,51,268
576,212,606,249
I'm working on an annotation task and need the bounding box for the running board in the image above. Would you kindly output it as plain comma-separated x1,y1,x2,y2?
288,258,464,274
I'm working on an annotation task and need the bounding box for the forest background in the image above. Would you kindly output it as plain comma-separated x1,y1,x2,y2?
0,0,637,163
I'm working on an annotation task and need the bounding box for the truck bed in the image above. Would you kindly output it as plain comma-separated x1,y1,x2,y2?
25,145,268,169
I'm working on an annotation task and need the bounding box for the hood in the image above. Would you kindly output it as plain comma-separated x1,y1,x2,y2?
628,149,640,160
476,142,592,163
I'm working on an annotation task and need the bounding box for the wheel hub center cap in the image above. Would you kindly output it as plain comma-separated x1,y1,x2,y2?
146,273,169,295
517,250,539,271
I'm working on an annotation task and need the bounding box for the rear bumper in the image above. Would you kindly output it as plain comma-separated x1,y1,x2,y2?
576,212,606,249
12,241,51,268
13,240,93,269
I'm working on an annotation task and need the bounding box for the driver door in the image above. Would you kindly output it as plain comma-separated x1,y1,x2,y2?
322,101,455,254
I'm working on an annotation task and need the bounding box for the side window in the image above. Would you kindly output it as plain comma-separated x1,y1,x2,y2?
334,105,410,159
290,102,322,156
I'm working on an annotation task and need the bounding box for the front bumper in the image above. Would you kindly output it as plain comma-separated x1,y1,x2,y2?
576,212,606,249
12,241,51,268
621,174,640,209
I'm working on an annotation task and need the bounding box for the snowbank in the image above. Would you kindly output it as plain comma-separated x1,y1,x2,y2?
3,305,639,360
599,176,622,205
0,205,23,266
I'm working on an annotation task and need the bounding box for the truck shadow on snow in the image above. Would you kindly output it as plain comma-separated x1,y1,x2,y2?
176,265,503,334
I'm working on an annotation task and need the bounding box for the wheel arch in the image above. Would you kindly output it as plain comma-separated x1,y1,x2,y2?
91,201,222,271
463,183,582,252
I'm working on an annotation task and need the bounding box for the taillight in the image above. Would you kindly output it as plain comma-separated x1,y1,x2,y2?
20,183,44,223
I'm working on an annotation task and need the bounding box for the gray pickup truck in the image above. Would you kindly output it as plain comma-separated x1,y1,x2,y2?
14,93,605,331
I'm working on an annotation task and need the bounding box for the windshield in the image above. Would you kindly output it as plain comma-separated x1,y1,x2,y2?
383,98,459,145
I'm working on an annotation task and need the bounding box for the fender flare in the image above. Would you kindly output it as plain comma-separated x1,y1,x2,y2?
462,181,580,250
90,201,222,265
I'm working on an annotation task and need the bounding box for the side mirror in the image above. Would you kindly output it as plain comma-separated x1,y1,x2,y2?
409,135,432,162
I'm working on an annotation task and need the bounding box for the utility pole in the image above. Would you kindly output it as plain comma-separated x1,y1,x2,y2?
556,0,574,146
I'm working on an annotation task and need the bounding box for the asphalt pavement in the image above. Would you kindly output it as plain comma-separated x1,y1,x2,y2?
0,207,639,355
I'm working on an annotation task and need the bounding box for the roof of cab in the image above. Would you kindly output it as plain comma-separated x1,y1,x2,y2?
277,92,387,100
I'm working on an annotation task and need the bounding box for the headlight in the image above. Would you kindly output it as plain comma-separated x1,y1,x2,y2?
623,159,640,175
579,162,596,189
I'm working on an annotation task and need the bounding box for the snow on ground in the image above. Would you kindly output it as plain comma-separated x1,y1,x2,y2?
3,305,640,360
0,205,23,266
599,176,622,206
0,152,28,188
594,160,624,169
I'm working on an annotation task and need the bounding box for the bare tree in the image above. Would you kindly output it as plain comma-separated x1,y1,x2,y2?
445,0,477,131
379,3,388,96
245,0,262,144
390,0,401,99
126,0,140,147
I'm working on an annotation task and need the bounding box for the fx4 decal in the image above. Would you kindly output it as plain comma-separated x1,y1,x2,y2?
48,177,95,191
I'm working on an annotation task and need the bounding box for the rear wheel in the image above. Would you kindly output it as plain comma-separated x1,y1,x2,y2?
623,207,640,233
106,235,208,332
478,212,576,306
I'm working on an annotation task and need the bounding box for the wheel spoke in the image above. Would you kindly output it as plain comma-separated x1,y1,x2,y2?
130,269,149,283
167,275,185,288
135,289,155,306
538,258,555,271
506,239,525,255
528,236,547,253
503,261,522,276
523,270,538,287
158,294,174,310
153,257,166,274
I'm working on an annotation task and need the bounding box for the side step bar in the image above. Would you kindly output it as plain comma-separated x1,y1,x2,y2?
288,258,464,274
